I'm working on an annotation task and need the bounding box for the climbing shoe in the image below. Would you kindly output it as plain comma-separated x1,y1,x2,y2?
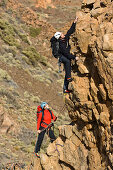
67,77,73,82
63,89,72,93
34,152,40,158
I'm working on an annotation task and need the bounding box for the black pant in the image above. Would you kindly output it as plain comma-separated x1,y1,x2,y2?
35,126,56,153
59,55,71,90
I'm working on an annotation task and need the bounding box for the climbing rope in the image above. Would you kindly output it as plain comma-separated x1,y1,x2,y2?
39,121,54,133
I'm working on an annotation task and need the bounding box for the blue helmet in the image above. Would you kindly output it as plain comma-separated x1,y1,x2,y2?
41,102,47,109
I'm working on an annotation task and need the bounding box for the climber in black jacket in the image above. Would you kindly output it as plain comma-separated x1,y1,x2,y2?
54,17,79,93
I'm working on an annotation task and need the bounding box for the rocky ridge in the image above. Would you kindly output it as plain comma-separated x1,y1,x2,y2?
37,0,113,169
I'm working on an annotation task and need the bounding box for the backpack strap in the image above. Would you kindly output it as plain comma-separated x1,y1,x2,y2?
40,109,53,121
48,109,53,119
37,110,44,126
40,110,44,123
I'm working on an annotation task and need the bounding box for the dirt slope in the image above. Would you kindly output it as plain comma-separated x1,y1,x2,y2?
0,0,82,168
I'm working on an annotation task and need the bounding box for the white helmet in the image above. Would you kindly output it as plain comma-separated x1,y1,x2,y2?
54,32,61,39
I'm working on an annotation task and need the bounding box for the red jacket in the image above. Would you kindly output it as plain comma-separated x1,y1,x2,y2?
37,109,57,130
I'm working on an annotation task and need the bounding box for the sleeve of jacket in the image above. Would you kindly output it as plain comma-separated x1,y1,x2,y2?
51,111,57,121
37,113,42,130
65,22,76,39
60,43,75,60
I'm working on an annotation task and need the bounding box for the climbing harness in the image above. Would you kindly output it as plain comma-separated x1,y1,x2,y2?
39,121,54,133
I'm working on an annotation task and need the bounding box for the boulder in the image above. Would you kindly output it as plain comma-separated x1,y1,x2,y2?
88,148,102,170
102,33,113,51
58,125,73,139
78,63,89,74
60,139,88,169
0,105,18,134
91,8,106,18
40,154,62,170
98,84,106,100
100,112,110,126
82,0,96,5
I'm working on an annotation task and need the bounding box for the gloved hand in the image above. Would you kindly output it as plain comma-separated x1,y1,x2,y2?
76,56,79,61
37,130,41,134
74,16,78,23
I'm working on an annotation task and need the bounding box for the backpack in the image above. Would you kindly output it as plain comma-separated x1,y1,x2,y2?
50,36,60,58
37,105,53,125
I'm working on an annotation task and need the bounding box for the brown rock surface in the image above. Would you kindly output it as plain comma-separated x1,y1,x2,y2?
37,0,113,169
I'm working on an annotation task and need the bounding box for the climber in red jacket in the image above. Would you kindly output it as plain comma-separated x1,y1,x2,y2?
35,102,57,158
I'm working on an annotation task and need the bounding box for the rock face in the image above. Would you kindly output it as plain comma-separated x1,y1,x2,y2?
0,105,18,134
37,0,113,169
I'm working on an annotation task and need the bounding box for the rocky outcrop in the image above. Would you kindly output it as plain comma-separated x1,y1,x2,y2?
37,0,113,169
0,105,18,134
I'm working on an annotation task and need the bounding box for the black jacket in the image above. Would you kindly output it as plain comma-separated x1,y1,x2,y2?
59,22,76,60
